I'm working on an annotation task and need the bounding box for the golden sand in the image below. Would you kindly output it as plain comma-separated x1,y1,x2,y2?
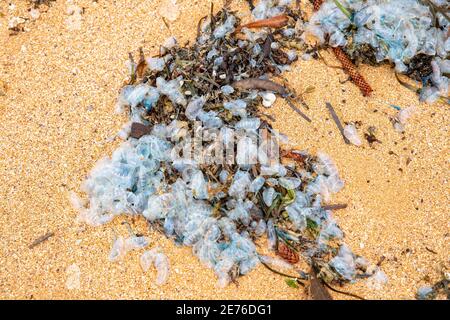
0,0,448,300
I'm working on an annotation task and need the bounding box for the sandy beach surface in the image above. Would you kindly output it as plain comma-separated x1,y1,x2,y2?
0,0,448,300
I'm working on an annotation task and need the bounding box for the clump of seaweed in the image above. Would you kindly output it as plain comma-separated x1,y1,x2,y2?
73,1,379,294
416,267,450,300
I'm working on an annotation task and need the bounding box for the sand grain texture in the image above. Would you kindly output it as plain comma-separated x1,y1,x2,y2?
0,0,448,300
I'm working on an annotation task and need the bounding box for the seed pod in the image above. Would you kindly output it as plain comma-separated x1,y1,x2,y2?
277,241,299,264
332,47,373,97
313,0,324,11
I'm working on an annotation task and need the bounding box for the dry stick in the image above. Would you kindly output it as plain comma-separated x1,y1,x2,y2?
197,15,208,39
285,98,312,123
322,204,348,211
323,282,366,300
325,102,350,144
29,232,54,249
161,17,171,33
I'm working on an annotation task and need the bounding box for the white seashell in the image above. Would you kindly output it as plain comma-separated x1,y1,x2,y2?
260,92,277,107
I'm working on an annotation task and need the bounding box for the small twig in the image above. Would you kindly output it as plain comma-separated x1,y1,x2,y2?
197,15,208,39
323,282,366,300
161,17,171,32
128,52,136,84
425,247,438,255
376,256,386,267
285,98,312,123
325,102,350,144
29,232,54,249
210,2,216,33
195,73,221,88
257,111,276,122
258,256,305,287
322,204,348,211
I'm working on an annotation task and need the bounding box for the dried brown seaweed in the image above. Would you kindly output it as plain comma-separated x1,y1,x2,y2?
235,14,289,33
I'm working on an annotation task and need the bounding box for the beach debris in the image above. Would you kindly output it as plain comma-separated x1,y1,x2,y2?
325,102,350,144
331,47,373,97
130,122,152,139
28,231,55,249
364,126,381,146
311,0,373,96
308,0,449,103
140,247,170,285
285,278,300,289
309,269,333,300
8,17,27,32
30,0,56,8
277,241,299,264
65,264,81,290
343,123,362,146
74,2,372,290
416,267,450,300
417,286,437,300
322,203,347,211
235,14,289,33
